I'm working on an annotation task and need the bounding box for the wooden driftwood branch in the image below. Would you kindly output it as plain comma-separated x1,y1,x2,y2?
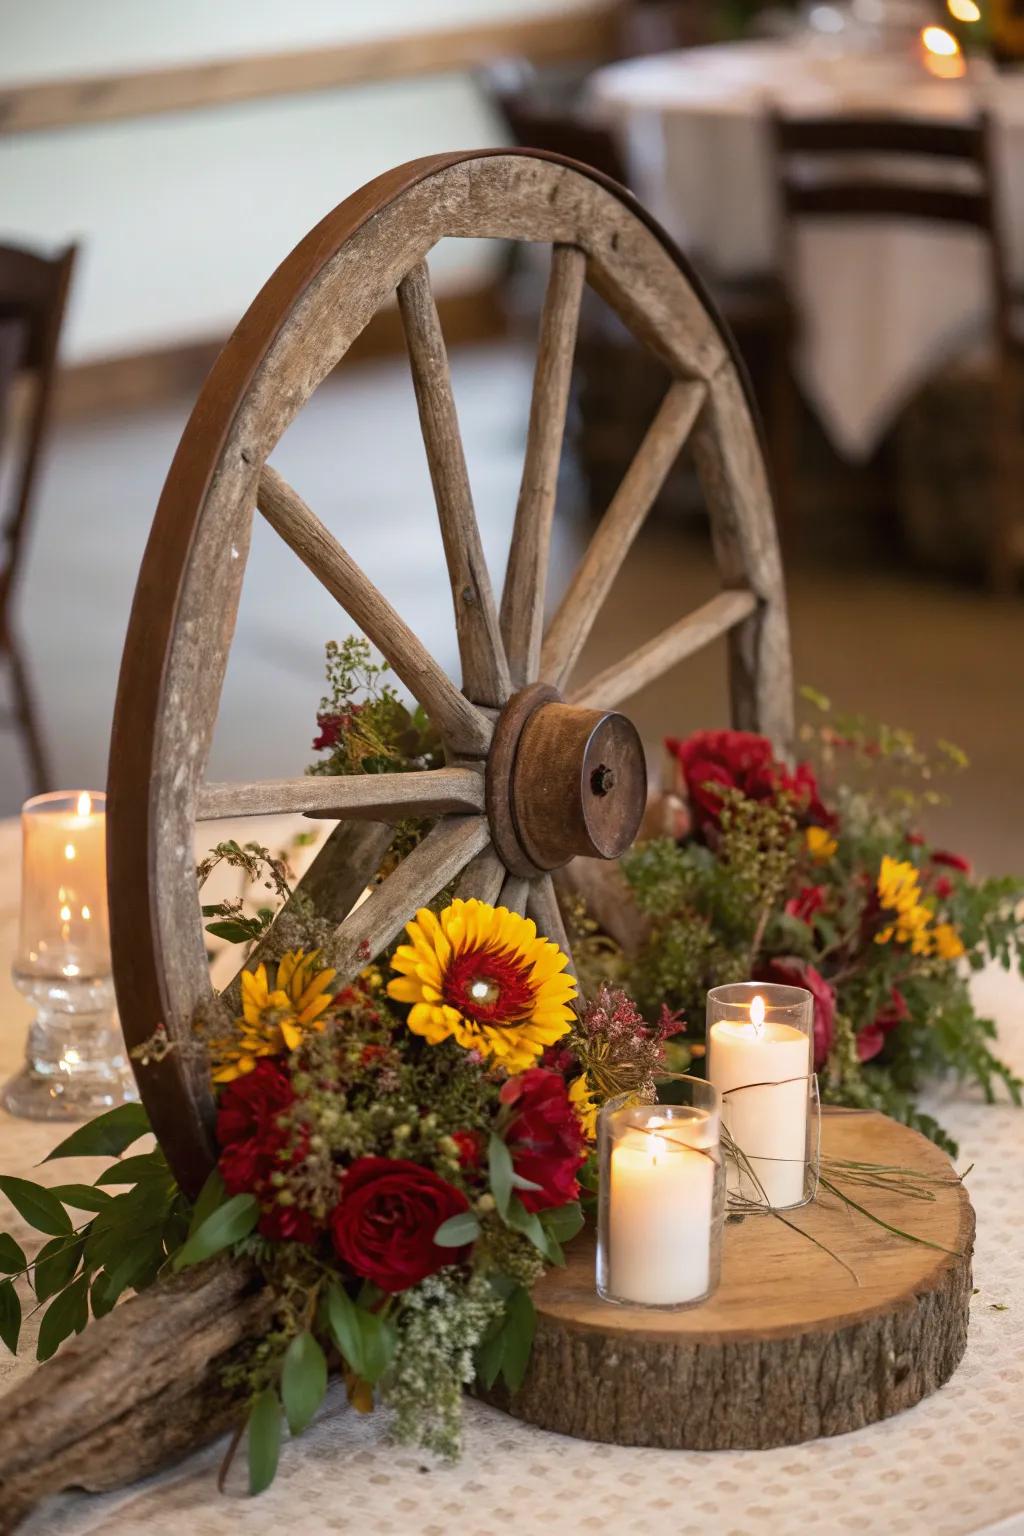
0,1258,269,1529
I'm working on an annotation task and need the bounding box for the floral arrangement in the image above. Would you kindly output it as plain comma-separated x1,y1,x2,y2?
586,690,1023,1155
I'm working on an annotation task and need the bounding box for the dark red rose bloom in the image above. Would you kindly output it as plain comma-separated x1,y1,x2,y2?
451,1130,483,1169
906,831,926,847
665,730,834,837
216,1060,318,1244
934,874,954,901
500,1068,587,1214
312,712,343,751
757,957,837,1071
931,850,971,875
856,987,909,1063
785,884,827,924
330,1157,470,1293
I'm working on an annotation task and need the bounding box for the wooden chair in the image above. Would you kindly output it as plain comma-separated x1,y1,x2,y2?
615,0,721,57
771,113,1021,592
0,241,77,790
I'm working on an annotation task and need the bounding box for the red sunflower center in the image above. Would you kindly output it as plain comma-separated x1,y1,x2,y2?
442,944,537,1027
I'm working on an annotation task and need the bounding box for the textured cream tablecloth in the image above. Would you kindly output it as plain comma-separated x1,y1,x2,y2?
591,42,1024,462
0,817,1022,1536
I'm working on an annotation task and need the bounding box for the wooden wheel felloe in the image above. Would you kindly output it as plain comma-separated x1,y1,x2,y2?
107,150,794,1197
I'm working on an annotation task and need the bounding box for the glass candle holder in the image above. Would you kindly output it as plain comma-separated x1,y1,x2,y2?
706,981,819,1212
597,1075,724,1310
5,791,136,1120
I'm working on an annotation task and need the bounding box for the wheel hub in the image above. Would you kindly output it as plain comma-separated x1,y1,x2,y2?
485,684,648,878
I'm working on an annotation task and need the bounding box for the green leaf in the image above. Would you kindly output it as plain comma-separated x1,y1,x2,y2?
206,920,260,944
476,1321,505,1389
500,1287,535,1393
34,1235,84,1301
281,1332,327,1437
95,1152,170,1187
36,1273,89,1362
541,1201,584,1244
326,1284,395,1385
187,1168,226,1239
506,1197,563,1265
48,1184,114,1213
171,1194,260,1271
43,1103,150,1163
0,1233,26,1273
488,1133,515,1220
0,1279,21,1353
247,1388,282,1496
90,1270,120,1319
434,1211,481,1247
0,1177,72,1237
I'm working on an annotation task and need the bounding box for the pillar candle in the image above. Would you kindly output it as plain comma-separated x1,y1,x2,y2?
16,791,110,983
608,1119,715,1306
708,999,810,1209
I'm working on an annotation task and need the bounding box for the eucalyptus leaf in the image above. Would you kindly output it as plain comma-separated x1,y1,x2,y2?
0,1279,20,1354
247,1388,282,1496
0,1177,72,1237
433,1210,481,1247
44,1103,150,1163
0,1233,26,1273
36,1273,89,1362
281,1332,327,1437
325,1282,362,1374
541,1201,584,1244
488,1134,515,1220
171,1194,259,1271
326,1283,394,1385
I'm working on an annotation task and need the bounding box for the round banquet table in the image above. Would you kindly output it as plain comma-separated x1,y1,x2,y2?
0,814,1022,1536
590,41,1024,462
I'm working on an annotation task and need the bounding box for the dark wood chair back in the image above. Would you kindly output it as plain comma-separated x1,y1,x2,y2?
771,113,1011,347
0,240,76,789
492,95,629,186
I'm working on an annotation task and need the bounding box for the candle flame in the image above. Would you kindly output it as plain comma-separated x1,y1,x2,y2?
76,791,92,818
751,994,766,1035
64,842,76,861
921,25,965,76
81,905,91,921
947,0,980,19
59,904,72,922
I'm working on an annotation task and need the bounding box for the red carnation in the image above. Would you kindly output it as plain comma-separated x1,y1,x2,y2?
757,957,837,1071
500,1068,587,1213
931,850,971,875
451,1130,483,1169
330,1157,470,1293
785,884,827,924
312,712,343,751
857,988,909,1063
666,729,833,837
216,1060,318,1244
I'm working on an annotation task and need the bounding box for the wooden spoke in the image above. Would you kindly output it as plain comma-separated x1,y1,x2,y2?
499,873,531,915
568,588,758,712
221,820,394,1012
397,260,512,708
327,815,489,983
541,379,707,690
500,244,587,687
454,843,507,903
197,766,484,822
527,874,577,980
257,465,491,758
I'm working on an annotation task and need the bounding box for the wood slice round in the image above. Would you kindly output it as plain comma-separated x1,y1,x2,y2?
487,1108,974,1449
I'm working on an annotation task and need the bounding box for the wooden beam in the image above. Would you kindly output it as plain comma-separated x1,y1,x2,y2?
0,8,619,137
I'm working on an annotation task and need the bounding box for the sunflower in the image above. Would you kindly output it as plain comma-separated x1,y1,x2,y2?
210,948,337,1084
569,1073,599,1141
387,899,576,1072
875,856,934,955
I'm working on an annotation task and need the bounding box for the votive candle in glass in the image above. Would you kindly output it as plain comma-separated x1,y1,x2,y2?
5,791,135,1119
706,981,814,1211
597,1076,724,1309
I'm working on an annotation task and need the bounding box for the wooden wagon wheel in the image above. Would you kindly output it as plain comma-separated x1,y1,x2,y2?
107,150,793,1199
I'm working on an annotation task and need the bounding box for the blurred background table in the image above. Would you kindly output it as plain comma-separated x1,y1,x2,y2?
591,40,1024,459
0,812,1022,1536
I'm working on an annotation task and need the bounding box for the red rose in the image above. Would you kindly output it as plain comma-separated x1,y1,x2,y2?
931,850,971,875
757,957,836,1071
216,1060,318,1244
785,884,827,924
500,1068,587,1213
330,1157,470,1293
666,730,833,836
312,712,343,751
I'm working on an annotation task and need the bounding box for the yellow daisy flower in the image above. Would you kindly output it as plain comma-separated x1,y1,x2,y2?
806,825,838,863
933,922,966,961
211,948,337,1083
387,899,576,1072
569,1073,599,1142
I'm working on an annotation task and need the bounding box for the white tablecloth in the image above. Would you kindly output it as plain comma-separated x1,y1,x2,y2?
0,816,1022,1535
591,42,1024,460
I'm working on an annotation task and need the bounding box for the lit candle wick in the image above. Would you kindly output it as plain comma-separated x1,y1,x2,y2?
76,791,92,818
751,993,766,1037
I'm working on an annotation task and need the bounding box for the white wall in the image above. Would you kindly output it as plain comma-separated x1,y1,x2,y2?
0,0,598,362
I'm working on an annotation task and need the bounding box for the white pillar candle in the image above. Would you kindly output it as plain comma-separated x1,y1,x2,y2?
16,791,110,982
708,996,810,1210
608,1120,715,1306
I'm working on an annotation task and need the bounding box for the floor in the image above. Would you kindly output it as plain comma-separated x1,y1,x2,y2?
3,339,1022,875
